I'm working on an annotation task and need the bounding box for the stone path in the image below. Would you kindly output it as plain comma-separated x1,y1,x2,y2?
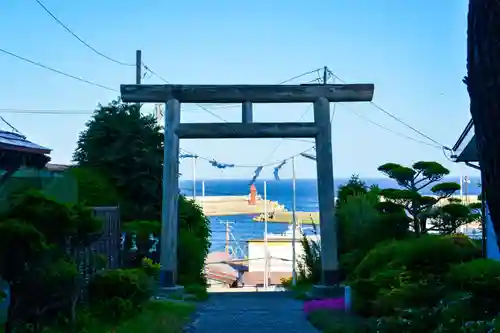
184,291,319,333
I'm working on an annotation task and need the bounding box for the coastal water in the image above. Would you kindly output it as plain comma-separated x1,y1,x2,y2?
179,177,482,254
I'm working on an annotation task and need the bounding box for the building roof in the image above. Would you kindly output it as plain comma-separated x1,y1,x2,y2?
0,131,51,170
0,131,51,155
45,163,70,172
452,119,478,163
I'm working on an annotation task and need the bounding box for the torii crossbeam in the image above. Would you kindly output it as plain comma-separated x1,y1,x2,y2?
120,83,375,293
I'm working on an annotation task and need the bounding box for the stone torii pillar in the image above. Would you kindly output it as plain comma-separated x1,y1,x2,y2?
120,83,375,293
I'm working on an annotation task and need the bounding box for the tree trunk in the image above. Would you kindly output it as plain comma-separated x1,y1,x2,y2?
465,0,500,250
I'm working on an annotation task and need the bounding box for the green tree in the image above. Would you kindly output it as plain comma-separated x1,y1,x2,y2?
336,175,368,208
423,202,480,235
74,100,210,285
73,100,163,221
68,166,120,206
378,161,461,236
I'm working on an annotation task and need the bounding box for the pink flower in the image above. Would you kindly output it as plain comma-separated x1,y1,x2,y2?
303,298,345,314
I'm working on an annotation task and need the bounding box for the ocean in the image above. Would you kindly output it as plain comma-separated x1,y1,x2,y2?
179,176,482,254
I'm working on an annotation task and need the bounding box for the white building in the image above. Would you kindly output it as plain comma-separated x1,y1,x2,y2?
242,226,319,285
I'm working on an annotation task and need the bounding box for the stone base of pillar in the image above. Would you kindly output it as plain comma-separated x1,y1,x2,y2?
309,284,344,299
307,269,345,299
322,269,341,286
159,270,176,287
155,285,184,299
156,270,183,299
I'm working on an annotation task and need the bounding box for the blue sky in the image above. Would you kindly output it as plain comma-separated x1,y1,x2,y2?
1,0,475,180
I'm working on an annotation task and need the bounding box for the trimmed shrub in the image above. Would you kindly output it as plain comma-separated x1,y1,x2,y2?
446,259,500,318
88,268,154,320
349,235,480,316
352,235,480,281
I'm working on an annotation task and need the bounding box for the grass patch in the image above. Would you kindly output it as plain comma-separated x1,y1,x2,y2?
42,300,195,333
184,284,209,301
162,284,209,302
281,278,313,300
307,309,374,333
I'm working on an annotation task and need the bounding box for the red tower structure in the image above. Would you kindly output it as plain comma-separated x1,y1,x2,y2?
248,184,257,205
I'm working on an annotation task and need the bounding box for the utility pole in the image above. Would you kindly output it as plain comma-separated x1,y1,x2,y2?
135,50,142,109
220,220,234,255
323,66,328,84
263,180,269,290
192,157,197,200
136,50,142,84
201,180,205,211
291,156,297,286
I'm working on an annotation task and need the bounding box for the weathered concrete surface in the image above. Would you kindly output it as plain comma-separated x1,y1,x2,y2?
184,291,318,333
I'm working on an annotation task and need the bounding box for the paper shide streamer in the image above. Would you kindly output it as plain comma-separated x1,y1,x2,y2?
249,166,263,185
273,160,287,181
180,153,198,159
300,152,316,161
209,160,235,169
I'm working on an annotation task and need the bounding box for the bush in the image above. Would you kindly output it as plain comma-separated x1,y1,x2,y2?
349,235,480,316
141,257,160,279
88,268,154,320
0,190,105,331
352,235,480,281
297,229,321,284
122,197,211,288
184,284,209,301
336,189,409,280
178,197,211,286
307,309,375,333
446,259,500,318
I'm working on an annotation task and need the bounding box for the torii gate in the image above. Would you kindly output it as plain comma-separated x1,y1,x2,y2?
120,82,375,291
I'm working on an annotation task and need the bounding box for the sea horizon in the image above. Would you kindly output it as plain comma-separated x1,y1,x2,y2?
179,177,481,255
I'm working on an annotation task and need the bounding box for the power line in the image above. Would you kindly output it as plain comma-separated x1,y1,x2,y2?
259,105,313,164
141,63,228,122
337,103,443,149
0,47,118,92
327,69,451,150
0,107,203,115
0,116,22,134
277,68,321,84
33,0,135,67
259,68,332,165
142,64,323,120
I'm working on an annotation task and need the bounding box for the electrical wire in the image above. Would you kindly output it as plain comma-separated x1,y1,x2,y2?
259,104,314,164
34,0,135,67
337,103,443,149
0,116,23,134
142,64,323,123
0,47,118,92
141,63,229,122
0,107,202,115
258,69,333,165
327,69,451,150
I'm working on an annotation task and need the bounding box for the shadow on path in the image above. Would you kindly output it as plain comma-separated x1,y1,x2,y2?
184,291,318,333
